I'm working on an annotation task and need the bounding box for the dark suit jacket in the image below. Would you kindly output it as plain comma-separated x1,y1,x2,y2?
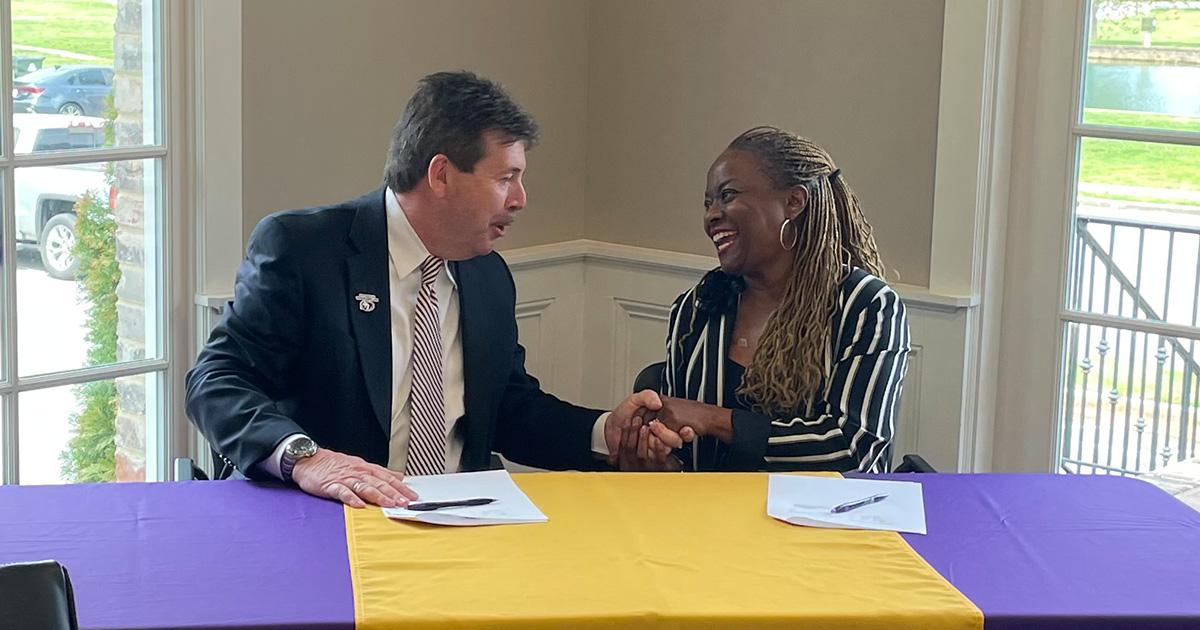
185,188,604,479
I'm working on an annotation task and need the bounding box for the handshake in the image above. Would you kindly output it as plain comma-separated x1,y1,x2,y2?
603,390,733,472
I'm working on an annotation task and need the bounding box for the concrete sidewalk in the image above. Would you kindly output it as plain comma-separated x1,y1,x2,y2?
1140,458,1200,511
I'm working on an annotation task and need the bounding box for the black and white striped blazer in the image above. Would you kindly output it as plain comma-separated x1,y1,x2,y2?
664,267,910,473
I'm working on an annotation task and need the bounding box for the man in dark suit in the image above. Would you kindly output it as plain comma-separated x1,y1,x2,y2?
185,71,663,508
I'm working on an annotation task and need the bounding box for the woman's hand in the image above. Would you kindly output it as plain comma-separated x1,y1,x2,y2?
650,397,734,443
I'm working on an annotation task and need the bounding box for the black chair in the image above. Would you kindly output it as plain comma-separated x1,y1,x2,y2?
893,453,937,473
210,448,237,480
175,447,246,480
172,457,210,481
633,361,666,394
0,560,79,630
630,361,938,473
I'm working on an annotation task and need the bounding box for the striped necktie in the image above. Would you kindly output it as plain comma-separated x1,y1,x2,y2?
404,255,446,476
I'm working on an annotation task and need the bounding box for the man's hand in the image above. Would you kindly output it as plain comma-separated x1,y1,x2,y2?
604,389,663,465
291,448,419,509
616,420,686,471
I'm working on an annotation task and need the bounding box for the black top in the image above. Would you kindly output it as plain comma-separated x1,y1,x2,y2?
723,358,752,412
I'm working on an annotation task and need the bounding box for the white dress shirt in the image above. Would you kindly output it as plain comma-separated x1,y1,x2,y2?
382,188,467,472
262,190,612,479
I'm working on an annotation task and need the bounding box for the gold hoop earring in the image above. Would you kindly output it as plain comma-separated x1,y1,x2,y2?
779,218,798,251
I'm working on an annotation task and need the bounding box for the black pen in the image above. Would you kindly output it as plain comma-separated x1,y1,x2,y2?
406,497,496,511
831,493,888,514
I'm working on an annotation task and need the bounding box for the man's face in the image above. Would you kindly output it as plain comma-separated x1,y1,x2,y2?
440,131,528,259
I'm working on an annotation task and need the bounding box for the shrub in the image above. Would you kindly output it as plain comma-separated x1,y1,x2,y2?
59,190,119,483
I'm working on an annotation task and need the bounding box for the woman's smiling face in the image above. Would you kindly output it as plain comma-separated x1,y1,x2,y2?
703,149,806,277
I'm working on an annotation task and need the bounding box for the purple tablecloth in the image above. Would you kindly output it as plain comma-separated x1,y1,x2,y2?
0,481,354,630
886,474,1200,630
1,473,1198,629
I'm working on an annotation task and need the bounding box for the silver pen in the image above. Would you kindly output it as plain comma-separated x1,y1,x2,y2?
831,493,889,514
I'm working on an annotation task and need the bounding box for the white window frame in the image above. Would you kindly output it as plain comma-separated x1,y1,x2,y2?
0,0,191,484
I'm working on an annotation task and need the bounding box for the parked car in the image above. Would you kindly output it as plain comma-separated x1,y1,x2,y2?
12,114,110,280
13,65,113,117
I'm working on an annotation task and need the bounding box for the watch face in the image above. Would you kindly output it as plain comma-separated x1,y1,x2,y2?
287,438,317,459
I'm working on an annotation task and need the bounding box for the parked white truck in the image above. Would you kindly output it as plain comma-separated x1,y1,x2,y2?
13,113,109,280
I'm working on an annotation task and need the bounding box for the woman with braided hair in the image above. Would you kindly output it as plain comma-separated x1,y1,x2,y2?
620,126,910,472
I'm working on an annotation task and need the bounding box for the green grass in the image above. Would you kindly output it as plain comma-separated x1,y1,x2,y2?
1080,138,1200,191
12,0,116,69
1078,110,1200,204
1093,7,1200,48
1088,364,1197,407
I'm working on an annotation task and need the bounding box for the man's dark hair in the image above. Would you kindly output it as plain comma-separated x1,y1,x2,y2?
383,71,539,193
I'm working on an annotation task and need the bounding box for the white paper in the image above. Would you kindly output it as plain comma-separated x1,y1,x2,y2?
382,470,548,527
767,475,927,535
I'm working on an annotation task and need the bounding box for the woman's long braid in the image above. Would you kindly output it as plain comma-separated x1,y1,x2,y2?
729,127,885,417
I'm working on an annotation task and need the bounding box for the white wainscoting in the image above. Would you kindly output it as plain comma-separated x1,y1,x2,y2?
506,240,979,472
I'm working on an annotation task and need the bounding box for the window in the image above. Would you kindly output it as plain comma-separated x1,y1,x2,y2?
78,69,106,86
1,0,171,485
1058,1,1200,475
31,127,106,152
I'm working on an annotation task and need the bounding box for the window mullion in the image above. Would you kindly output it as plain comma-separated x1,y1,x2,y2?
136,0,171,483
11,145,168,168
15,359,169,393
1,392,15,484
1,0,12,161
1063,310,1200,343
1073,125,1200,148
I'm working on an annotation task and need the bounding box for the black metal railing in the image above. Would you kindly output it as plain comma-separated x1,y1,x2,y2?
1060,216,1200,475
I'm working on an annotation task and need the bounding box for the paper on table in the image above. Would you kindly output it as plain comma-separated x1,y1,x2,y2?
767,475,927,535
382,470,548,527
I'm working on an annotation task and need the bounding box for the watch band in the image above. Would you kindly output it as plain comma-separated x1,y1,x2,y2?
280,437,316,483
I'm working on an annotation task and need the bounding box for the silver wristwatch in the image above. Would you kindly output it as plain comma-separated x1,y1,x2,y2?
280,436,318,483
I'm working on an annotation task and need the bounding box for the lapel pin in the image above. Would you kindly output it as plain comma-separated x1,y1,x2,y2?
355,293,379,312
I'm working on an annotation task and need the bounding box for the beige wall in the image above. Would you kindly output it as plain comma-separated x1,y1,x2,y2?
241,0,944,285
241,0,590,250
585,0,944,285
